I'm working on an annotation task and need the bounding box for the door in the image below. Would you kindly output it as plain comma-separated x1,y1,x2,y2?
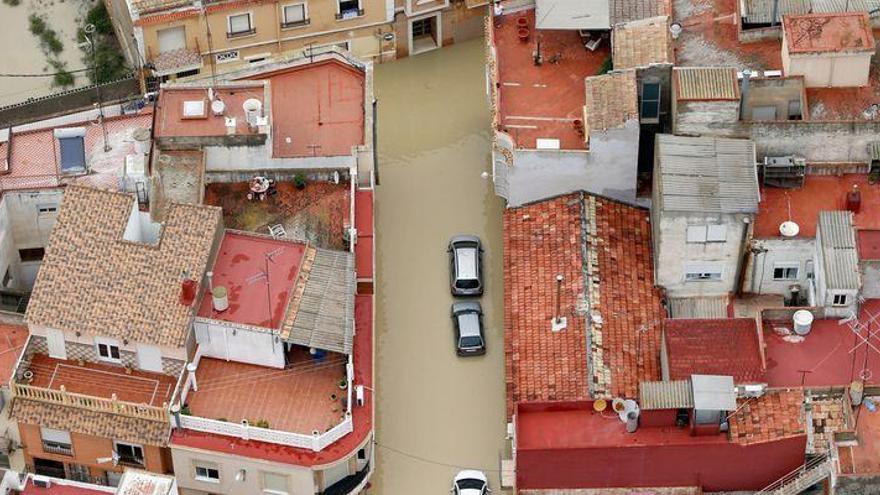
136,344,163,373
157,26,186,53
46,328,66,360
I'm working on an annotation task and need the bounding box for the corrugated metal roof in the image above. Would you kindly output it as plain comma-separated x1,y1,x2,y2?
655,134,760,213
742,0,880,24
818,211,860,291
674,67,740,101
667,296,729,319
285,247,355,354
640,380,694,410
869,141,880,161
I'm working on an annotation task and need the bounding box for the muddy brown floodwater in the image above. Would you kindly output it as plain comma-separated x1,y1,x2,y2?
370,38,508,494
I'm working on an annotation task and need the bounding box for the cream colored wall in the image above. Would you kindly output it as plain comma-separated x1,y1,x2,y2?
784,51,872,88
29,324,189,363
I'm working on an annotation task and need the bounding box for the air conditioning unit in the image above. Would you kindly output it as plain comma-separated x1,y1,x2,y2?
32,476,52,488
737,383,767,398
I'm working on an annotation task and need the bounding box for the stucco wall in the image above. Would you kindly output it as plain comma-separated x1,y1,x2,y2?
193,319,285,369
673,101,740,137
862,260,880,299
654,212,750,297
784,51,872,88
0,191,63,292
745,237,815,296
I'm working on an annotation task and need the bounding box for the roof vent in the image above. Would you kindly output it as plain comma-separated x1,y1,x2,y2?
779,221,800,237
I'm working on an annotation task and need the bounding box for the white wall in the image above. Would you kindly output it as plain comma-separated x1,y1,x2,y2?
29,324,189,363
745,238,815,296
654,212,751,297
862,261,880,299
193,319,285,368
0,190,62,292
783,47,872,88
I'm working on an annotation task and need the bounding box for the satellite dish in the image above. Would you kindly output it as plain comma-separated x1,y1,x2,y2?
779,221,800,237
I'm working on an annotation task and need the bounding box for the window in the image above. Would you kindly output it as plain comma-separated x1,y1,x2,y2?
412,17,433,37
336,0,362,19
96,338,121,362
41,428,72,456
195,463,220,482
640,81,661,123
685,265,723,282
227,13,255,38
357,448,366,460
686,225,726,243
262,472,288,494
157,26,186,53
18,248,44,262
113,441,144,466
832,294,849,306
282,3,309,27
37,204,58,215
773,263,799,281
57,134,86,172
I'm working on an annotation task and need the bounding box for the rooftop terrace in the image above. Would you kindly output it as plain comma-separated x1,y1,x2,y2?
184,350,347,435
492,10,609,150
754,175,880,238
154,85,267,138
197,232,307,329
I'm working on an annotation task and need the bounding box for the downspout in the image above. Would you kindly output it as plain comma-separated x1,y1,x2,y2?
735,216,752,296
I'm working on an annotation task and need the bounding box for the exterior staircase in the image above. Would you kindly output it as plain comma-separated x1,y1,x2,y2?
755,453,834,495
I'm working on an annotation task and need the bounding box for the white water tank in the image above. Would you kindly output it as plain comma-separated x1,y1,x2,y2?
211,99,226,116
780,221,800,237
212,286,229,312
793,309,814,336
243,98,262,127
132,127,151,155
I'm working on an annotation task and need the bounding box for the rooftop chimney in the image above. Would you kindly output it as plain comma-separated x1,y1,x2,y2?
179,278,197,306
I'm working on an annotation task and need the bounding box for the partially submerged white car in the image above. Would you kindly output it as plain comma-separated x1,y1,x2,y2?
451,470,490,494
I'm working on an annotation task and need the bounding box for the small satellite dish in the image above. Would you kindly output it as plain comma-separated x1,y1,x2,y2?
779,221,800,237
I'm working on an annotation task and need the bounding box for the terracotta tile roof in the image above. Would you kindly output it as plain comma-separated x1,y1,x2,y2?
783,13,875,54
810,395,851,453
11,398,169,446
504,193,663,417
611,16,674,70
610,0,672,24
663,318,765,383
134,9,198,27
151,48,203,76
729,389,806,445
584,70,639,134
26,186,222,348
0,324,27,383
587,195,664,398
674,67,740,101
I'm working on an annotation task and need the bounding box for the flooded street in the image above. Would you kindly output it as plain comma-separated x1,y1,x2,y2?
371,38,508,494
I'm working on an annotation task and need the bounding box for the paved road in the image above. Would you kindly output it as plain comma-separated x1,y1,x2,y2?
370,39,508,494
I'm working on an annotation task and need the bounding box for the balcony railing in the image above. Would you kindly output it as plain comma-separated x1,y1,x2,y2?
335,8,364,20
281,18,311,28
41,442,73,456
176,413,353,451
11,383,168,422
227,28,257,39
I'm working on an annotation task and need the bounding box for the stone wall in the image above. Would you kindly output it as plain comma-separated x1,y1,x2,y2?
836,475,880,494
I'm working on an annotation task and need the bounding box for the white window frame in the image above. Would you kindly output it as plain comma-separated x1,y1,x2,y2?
194,462,221,483
95,337,122,363
832,293,849,307
261,471,288,495
215,50,240,64
684,264,723,282
113,440,144,466
772,262,800,281
227,12,254,36
281,2,308,27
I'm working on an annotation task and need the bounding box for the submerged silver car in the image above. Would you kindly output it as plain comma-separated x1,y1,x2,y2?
448,235,483,296
451,301,486,356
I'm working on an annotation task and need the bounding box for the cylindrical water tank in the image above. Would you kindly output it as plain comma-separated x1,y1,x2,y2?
625,411,639,433
793,309,814,336
132,127,151,155
212,286,229,312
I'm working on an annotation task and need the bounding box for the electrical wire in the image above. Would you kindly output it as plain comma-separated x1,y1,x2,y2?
374,442,504,473
0,68,94,78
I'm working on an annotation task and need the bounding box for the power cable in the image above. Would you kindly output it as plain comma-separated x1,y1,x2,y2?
374,442,504,473
0,68,94,78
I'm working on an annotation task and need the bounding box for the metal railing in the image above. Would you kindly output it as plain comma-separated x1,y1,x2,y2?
755,453,833,495
11,383,168,422
41,442,73,456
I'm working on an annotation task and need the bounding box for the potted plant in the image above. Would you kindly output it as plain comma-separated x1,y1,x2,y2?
293,173,307,190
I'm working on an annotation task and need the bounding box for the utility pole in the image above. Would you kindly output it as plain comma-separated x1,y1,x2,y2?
84,24,111,152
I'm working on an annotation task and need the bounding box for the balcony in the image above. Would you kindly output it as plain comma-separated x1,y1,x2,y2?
175,347,354,451
335,8,364,20
149,47,203,77
226,28,257,39
41,441,73,456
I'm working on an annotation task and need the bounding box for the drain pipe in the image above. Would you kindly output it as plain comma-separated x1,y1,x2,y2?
739,69,752,121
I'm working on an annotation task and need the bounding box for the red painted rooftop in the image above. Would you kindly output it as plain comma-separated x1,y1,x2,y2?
154,86,266,138
783,12,874,54
0,324,27,382
762,300,880,388
244,59,365,158
20,478,111,495
858,230,880,260
171,291,373,466
493,10,608,150
839,396,880,474
754,175,880,238
0,111,152,191
664,318,765,383
197,231,306,329
517,401,728,451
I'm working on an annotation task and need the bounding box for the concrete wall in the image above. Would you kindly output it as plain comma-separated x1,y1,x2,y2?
862,260,880,299
836,474,880,494
745,237,815,296
673,101,740,137
0,191,63,292
654,212,751,297
782,46,872,88
193,319,285,369
203,144,355,171
505,120,639,207
170,445,316,495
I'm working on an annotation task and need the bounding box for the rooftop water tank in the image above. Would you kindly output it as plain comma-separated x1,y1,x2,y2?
793,309,814,336
212,286,229,312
